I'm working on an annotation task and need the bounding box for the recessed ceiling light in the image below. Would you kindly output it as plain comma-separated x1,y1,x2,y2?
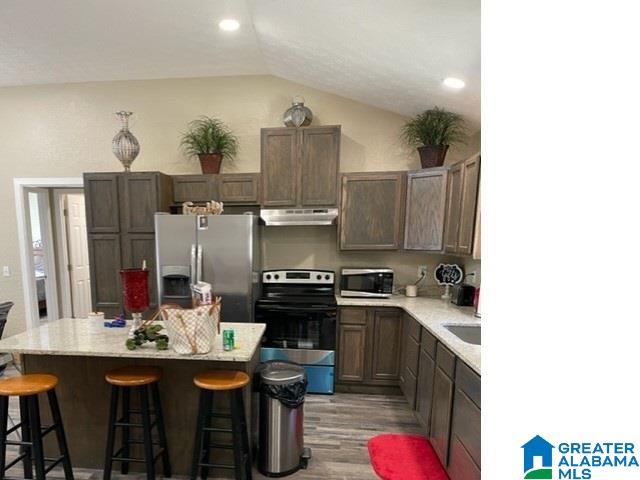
219,19,240,32
443,77,466,89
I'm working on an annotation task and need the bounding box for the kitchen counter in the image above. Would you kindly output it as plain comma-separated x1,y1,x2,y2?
0,317,265,362
0,318,264,475
336,295,481,374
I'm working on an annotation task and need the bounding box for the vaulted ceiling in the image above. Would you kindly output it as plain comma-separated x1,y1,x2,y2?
0,0,480,123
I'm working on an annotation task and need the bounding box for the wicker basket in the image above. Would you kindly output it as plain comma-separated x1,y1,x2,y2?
159,299,221,354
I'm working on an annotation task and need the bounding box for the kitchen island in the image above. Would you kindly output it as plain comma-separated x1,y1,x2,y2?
0,318,265,475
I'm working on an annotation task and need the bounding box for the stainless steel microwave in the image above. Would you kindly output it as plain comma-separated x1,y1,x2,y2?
339,268,394,298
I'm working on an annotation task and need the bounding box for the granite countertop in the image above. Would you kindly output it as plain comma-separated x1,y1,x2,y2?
0,318,265,362
336,295,481,374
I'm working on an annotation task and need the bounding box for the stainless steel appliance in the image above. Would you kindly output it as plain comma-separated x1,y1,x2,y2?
260,208,338,226
339,268,394,298
154,213,260,323
256,269,337,394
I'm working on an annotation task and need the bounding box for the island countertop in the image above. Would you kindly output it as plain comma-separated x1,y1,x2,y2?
0,318,265,362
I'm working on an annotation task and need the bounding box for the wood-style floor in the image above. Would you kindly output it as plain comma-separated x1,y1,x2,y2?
3,367,422,479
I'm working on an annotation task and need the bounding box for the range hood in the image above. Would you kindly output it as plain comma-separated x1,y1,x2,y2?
260,208,339,226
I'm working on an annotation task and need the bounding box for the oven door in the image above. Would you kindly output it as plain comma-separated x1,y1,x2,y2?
257,304,337,351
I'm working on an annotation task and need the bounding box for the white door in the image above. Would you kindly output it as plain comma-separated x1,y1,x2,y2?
65,193,91,318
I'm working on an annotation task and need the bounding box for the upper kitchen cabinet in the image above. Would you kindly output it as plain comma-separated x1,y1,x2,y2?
403,168,448,251
84,173,120,233
339,172,406,250
218,173,260,204
119,173,174,233
173,174,217,203
261,126,341,207
444,155,481,255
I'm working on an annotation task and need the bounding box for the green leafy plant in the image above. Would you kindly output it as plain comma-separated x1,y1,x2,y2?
401,107,467,147
180,116,239,160
125,324,169,351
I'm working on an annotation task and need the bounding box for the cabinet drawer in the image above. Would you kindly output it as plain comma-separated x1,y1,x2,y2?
455,361,481,408
420,328,437,357
447,437,480,480
339,307,368,325
406,314,421,341
436,343,456,379
405,335,420,377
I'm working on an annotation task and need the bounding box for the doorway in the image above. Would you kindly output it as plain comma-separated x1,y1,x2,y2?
14,178,85,329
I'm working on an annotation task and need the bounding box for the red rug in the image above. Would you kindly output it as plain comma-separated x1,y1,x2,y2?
368,434,449,480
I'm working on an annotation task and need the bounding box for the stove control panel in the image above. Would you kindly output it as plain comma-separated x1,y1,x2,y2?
262,270,334,284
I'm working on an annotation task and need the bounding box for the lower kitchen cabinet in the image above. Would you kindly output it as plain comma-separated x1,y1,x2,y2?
400,314,421,409
429,361,455,465
415,345,436,429
337,307,402,388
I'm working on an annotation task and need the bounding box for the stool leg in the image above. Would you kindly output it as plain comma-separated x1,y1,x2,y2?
200,390,213,480
47,389,74,480
139,385,155,480
103,385,119,480
0,396,9,478
231,389,252,480
151,382,171,478
190,389,207,480
19,396,33,479
120,387,130,475
27,395,46,480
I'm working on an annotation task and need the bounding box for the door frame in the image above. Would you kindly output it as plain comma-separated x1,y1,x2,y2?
14,178,83,329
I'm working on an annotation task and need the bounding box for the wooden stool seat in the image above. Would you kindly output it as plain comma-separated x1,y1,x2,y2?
0,373,58,396
193,370,250,391
105,366,161,387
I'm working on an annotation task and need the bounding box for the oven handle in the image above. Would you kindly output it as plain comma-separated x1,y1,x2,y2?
258,305,337,313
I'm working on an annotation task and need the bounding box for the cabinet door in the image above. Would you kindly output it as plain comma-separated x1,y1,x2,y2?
369,309,402,383
472,182,481,260
173,175,217,203
337,323,368,383
415,347,436,430
443,163,464,253
429,366,455,466
218,173,260,204
447,437,481,480
121,234,158,314
120,173,160,233
299,126,340,206
88,234,122,318
261,128,298,207
339,172,406,250
457,156,481,255
84,173,120,233
404,168,448,251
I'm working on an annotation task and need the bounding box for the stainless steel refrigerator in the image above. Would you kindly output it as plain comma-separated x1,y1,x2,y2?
154,213,261,323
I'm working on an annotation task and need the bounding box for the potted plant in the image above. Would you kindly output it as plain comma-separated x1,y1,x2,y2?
401,107,467,168
180,116,239,174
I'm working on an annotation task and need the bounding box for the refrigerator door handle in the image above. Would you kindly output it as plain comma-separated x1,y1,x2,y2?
196,245,203,283
190,244,197,286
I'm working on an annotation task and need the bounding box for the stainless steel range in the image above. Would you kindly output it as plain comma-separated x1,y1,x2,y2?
256,269,336,394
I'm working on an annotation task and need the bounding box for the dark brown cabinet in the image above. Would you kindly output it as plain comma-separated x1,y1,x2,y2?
448,362,481,480
173,175,217,203
84,172,173,317
400,314,421,409
339,172,406,250
218,173,260,204
444,155,480,255
404,168,448,251
337,307,402,387
261,126,341,207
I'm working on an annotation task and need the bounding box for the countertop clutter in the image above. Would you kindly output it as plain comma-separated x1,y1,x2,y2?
336,295,481,374
0,318,266,362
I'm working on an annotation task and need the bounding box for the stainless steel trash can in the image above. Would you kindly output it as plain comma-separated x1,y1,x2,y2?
258,361,310,477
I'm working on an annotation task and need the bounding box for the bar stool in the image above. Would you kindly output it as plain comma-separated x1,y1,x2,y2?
190,370,252,480
103,366,171,480
0,373,74,479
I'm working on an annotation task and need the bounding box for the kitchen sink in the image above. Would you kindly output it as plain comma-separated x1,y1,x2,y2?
443,325,481,345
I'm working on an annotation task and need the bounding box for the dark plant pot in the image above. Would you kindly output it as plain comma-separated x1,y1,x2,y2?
418,145,449,168
198,153,222,174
